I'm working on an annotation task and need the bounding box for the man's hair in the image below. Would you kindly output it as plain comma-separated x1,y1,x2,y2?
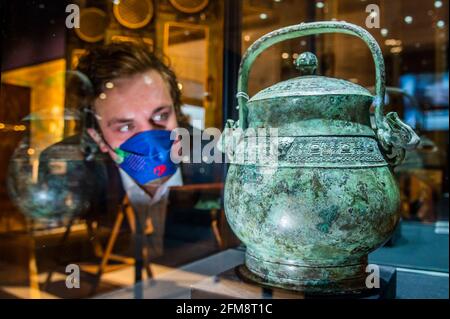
76,42,187,125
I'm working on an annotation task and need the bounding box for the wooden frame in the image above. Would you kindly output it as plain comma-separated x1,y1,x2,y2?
109,35,154,52
169,0,209,14
163,21,210,109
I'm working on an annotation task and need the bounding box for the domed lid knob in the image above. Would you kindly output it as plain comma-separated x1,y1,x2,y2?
295,52,318,75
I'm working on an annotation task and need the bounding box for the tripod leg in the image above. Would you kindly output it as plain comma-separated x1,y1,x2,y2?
89,210,124,296
86,220,104,258
142,244,153,279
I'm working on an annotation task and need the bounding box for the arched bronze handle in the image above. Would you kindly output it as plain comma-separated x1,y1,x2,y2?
237,21,386,130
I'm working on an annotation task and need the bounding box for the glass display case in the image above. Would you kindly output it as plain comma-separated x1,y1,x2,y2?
0,0,447,300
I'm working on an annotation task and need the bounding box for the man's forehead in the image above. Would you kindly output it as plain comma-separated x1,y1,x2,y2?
94,70,172,115
110,70,169,95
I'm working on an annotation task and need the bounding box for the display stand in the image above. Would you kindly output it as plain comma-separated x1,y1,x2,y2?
191,265,397,299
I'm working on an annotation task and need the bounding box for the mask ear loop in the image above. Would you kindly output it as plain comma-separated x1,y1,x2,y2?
83,107,124,163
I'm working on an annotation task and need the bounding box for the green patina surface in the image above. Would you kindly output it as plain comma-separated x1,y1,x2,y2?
225,164,400,289
225,164,400,259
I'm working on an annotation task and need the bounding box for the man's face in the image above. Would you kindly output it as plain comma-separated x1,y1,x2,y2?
91,70,178,157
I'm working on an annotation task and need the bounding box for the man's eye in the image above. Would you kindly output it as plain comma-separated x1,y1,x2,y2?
152,113,169,122
118,125,133,132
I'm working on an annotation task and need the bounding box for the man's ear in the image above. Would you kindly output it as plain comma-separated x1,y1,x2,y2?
86,128,121,163
86,128,109,153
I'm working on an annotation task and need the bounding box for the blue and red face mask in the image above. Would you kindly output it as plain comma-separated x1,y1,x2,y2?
113,130,178,185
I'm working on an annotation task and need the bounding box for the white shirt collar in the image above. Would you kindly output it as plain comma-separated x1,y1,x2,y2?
119,167,183,205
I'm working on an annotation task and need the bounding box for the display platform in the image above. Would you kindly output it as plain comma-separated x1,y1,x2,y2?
370,222,449,272
190,265,397,299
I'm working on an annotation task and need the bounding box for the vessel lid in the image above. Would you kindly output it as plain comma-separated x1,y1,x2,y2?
248,52,373,102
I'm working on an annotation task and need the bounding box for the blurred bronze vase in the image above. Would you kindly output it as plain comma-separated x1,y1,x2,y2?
220,21,420,294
